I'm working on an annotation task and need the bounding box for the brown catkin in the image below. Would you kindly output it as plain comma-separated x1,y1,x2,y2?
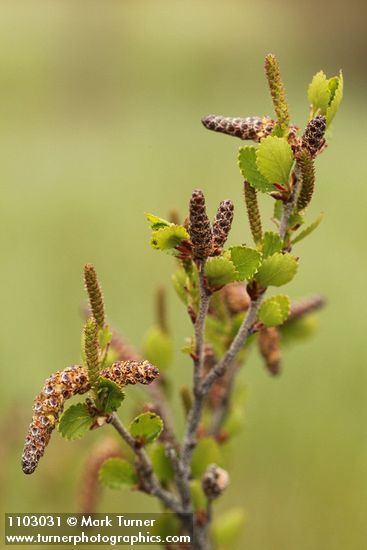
78,438,123,514
212,200,234,253
286,295,325,322
296,151,316,211
201,115,275,143
84,264,105,328
188,189,213,260
22,361,159,475
301,115,326,157
258,327,281,376
244,181,263,244
264,54,290,133
84,318,100,387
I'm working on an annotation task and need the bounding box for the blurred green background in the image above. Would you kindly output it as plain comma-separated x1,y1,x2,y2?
1,1,366,549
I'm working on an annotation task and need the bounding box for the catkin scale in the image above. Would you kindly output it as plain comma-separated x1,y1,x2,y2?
212,200,234,254
202,115,275,142
22,361,159,475
189,189,213,260
301,115,326,157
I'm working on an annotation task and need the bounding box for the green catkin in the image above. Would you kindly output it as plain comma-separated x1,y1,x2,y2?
84,318,100,388
189,189,213,260
243,181,263,244
22,361,159,475
84,264,105,328
212,200,234,254
264,53,290,134
296,150,316,211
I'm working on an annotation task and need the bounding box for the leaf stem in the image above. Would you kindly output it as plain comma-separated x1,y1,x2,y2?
108,412,182,514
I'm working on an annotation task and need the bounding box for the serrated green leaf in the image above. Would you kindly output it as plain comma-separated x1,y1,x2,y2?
98,326,113,349
258,295,290,327
149,443,174,483
211,508,246,548
308,71,331,114
129,412,163,445
255,253,298,287
142,326,173,371
256,136,294,186
292,213,323,245
99,458,137,489
191,437,224,478
190,480,207,512
58,403,93,440
96,377,125,414
238,146,274,193
151,225,189,252
326,71,343,127
145,212,171,230
262,232,282,258
229,246,262,281
205,257,238,289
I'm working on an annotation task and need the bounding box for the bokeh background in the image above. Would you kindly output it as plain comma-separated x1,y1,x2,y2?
0,1,366,549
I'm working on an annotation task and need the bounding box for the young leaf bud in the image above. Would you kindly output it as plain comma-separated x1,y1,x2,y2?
258,327,281,375
202,464,230,499
212,200,234,254
221,282,251,315
189,189,213,260
201,115,275,143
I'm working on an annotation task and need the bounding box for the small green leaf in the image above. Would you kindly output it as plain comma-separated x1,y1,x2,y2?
99,458,137,489
222,406,245,438
292,213,323,245
96,377,125,414
171,267,189,305
151,225,189,252
145,212,171,230
238,146,274,193
191,437,224,478
281,314,318,344
58,403,93,440
308,71,331,114
256,136,294,186
326,71,343,126
229,246,262,281
190,480,207,512
98,326,113,349
152,515,180,540
129,412,163,445
205,257,238,289
255,253,298,287
262,232,282,258
142,326,173,371
258,295,290,327
150,443,174,483
211,508,246,549
273,200,283,221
